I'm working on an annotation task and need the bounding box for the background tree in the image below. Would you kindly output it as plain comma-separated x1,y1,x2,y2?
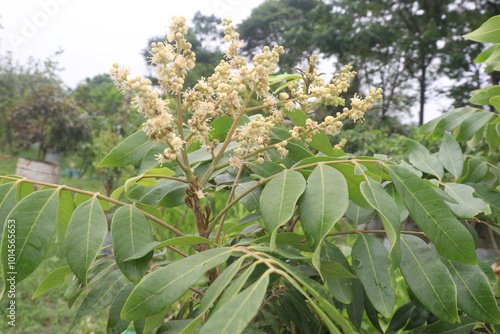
71,74,142,194
0,53,64,153
238,0,332,72
240,0,499,124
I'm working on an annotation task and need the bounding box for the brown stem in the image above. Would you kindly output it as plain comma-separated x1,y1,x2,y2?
325,230,425,237
0,175,185,237
136,175,189,184
212,162,245,243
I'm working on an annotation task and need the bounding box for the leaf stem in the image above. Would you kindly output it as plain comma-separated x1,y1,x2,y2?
211,162,245,243
325,229,424,237
136,174,189,183
0,175,185,237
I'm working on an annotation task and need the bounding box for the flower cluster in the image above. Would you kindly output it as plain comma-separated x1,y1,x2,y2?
289,56,356,106
345,88,383,123
110,15,382,170
152,16,196,95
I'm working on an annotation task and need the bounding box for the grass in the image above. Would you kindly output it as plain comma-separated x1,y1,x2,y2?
0,245,108,333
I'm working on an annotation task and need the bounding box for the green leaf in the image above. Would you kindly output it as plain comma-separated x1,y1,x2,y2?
331,163,370,208
385,182,409,222
386,302,417,333
399,235,459,323
129,180,188,208
209,115,234,141
486,118,500,155
199,257,245,314
107,284,134,334
16,182,34,201
252,232,312,252
490,95,500,112
485,62,500,72
478,259,497,287
443,259,500,324
65,196,108,285
279,262,355,334
139,143,167,172
457,157,488,183
213,263,258,313
0,182,17,240
444,183,491,218
364,295,384,333
455,111,494,142
345,200,376,225
351,234,395,317
73,192,110,210
410,315,476,333
405,139,444,179
121,248,232,320
111,206,154,284
270,128,314,167
124,175,158,193
157,320,195,334
322,241,354,304
269,73,301,85
57,190,75,243
463,15,500,43
320,259,357,279
250,161,285,178
360,178,401,269
420,107,476,138
260,170,306,250
143,308,171,334
32,266,72,299
469,85,500,105
1,189,59,286
209,115,250,141
438,132,464,179
288,109,343,157
234,181,261,211
73,270,126,327
98,129,154,167
474,44,497,62
299,165,348,249
125,236,213,262
346,279,364,330
199,274,269,334
388,165,477,264
467,184,500,218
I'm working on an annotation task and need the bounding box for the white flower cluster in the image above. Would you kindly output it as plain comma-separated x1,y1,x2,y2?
151,16,196,95
289,56,356,107
334,138,348,150
110,64,167,117
110,16,382,168
344,88,383,123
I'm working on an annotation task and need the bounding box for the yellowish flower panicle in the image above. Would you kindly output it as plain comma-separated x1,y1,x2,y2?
251,45,285,97
109,63,131,93
345,88,383,123
334,138,348,150
152,16,196,95
222,18,245,67
110,16,382,167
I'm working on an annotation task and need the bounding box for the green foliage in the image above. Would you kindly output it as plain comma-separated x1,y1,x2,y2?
1,14,499,334
8,79,90,161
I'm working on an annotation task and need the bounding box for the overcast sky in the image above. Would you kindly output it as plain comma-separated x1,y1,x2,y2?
0,0,266,88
